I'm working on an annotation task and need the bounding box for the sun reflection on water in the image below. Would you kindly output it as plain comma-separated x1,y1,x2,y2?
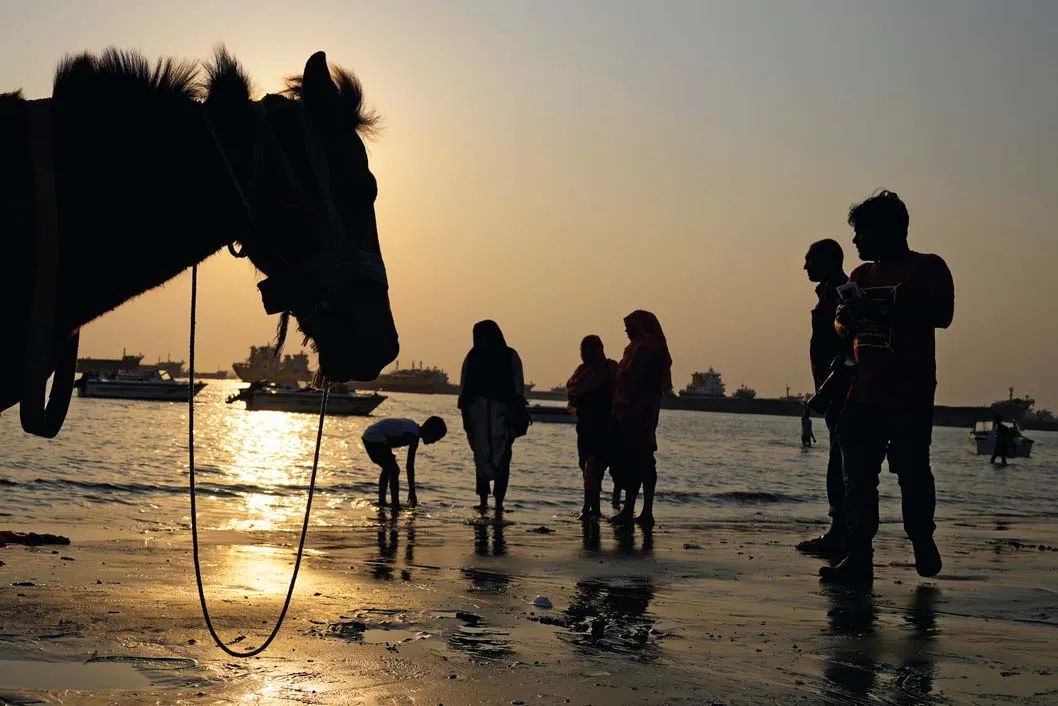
215,410,321,534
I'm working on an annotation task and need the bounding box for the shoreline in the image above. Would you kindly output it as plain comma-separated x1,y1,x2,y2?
2,510,1057,704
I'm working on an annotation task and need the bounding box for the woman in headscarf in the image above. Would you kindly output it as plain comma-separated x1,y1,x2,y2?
458,320,526,513
609,310,672,527
566,335,619,520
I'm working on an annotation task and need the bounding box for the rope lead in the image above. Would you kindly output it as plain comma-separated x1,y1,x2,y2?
188,263,328,657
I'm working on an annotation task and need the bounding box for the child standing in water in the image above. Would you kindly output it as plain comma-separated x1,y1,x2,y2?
362,416,447,509
566,335,619,520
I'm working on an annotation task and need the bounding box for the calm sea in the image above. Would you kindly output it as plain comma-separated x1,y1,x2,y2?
2,380,1056,537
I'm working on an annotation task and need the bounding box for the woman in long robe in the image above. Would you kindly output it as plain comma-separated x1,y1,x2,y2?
609,310,672,527
458,320,525,512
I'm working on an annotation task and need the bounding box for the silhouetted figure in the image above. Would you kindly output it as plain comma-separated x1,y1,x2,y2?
458,320,526,513
801,411,816,448
566,335,619,521
990,414,1010,466
609,311,672,527
362,416,447,509
821,191,954,586
797,238,851,558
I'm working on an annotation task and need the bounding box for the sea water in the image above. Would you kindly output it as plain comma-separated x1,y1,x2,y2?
2,379,1056,537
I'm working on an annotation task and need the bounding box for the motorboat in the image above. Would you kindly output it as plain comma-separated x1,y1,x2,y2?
528,405,577,424
970,419,1034,458
75,370,205,401
227,381,386,416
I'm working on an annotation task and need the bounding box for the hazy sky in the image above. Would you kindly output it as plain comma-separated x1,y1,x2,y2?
3,1,1056,408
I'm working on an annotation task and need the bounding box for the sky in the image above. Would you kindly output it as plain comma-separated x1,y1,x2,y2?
3,0,1056,409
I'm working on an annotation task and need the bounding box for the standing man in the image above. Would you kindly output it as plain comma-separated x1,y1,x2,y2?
821,191,954,585
796,239,850,559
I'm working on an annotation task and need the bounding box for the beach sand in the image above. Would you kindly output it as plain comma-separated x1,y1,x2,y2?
2,511,1057,705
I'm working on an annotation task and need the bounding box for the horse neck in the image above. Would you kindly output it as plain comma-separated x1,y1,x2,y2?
52,96,251,333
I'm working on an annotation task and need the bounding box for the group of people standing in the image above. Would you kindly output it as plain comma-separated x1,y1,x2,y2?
796,190,955,586
455,312,672,527
367,189,954,588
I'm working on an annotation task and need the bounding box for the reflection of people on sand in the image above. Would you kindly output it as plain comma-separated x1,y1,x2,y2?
797,237,851,559
823,190,954,586
822,586,879,701
361,416,447,509
990,414,1011,467
368,514,417,581
821,585,940,704
609,311,673,528
458,320,526,514
473,519,507,557
566,335,619,521
613,524,654,555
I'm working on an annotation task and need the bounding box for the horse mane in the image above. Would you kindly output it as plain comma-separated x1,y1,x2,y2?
54,49,202,103
283,67,379,136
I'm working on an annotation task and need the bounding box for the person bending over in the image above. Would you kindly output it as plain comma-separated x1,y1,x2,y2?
362,416,447,509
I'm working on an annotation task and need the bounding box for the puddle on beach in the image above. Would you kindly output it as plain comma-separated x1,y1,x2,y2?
0,658,151,691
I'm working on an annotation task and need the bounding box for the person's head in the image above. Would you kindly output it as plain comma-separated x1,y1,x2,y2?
623,310,665,341
472,320,507,351
580,335,606,364
847,190,910,261
804,239,844,283
420,416,447,444
993,413,1003,426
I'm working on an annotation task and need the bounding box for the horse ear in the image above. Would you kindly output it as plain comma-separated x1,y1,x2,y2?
302,51,340,125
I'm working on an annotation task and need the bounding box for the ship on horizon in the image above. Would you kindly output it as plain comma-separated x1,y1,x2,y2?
77,349,191,378
232,345,314,385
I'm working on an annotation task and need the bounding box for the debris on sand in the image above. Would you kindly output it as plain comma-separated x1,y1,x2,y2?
532,595,553,609
0,531,71,546
527,526,555,534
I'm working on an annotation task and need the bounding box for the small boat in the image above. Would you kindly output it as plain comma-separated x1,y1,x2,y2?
227,381,386,416
76,370,205,401
528,405,577,424
969,419,1034,458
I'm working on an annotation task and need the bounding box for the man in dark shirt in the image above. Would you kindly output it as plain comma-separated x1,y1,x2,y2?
796,239,849,559
820,190,954,586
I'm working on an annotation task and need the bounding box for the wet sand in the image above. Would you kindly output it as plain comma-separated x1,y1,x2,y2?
2,511,1058,705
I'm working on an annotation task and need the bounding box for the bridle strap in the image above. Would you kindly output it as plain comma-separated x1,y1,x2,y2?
20,99,79,438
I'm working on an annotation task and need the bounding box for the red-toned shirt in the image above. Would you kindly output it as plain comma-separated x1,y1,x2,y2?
847,251,954,414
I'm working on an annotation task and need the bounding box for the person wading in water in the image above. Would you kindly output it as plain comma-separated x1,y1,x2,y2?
566,335,619,521
609,310,672,528
458,320,526,515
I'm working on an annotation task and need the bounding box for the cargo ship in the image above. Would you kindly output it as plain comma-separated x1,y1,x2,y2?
77,350,186,377
232,345,314,385
354,361,455,394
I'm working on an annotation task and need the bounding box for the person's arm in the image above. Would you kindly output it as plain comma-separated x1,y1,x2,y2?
405,438,419,507
888,255,954,329
511,351,525,399
457,355,471,410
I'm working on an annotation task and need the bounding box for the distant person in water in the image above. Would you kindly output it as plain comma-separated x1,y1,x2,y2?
362,416,447,509
796,238,851,559
801,410,816,448
990,414,1010,466
609,310,673,527
822,190,954,586
566,335,619,521
458,320,527,513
